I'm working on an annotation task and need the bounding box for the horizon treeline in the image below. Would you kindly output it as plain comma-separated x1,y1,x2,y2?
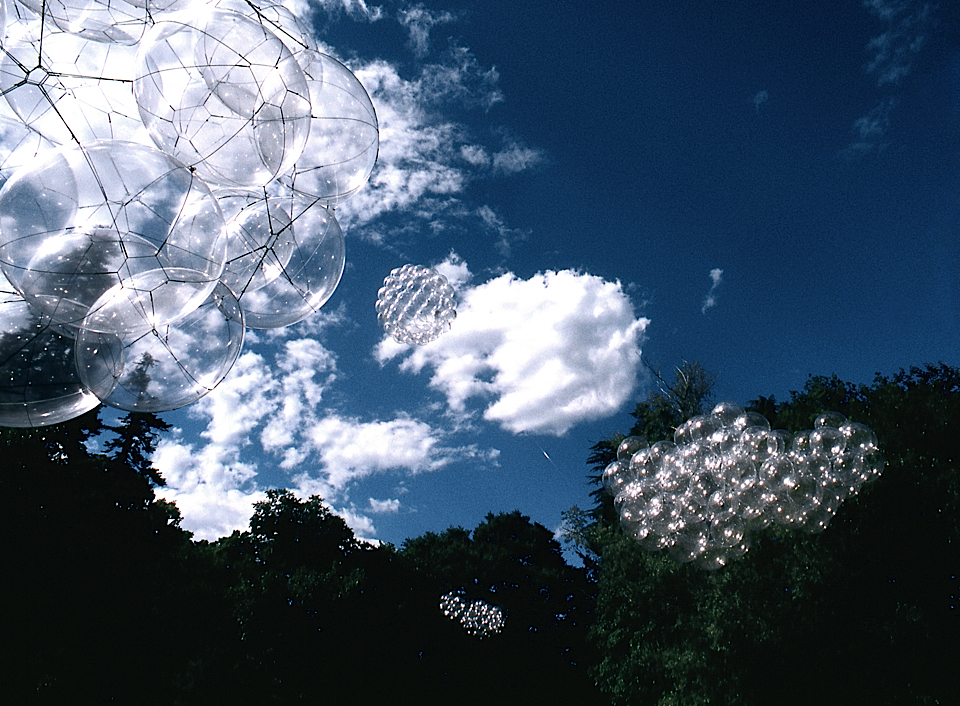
2,362,958,704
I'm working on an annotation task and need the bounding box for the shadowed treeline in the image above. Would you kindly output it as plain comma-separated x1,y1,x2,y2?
2,363,958,704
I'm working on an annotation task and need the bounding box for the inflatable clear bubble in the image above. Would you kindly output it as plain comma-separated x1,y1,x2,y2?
0,115,55,187
134,9,311,187
76,282,243,412
234,200,345,329
216,188,296,296
376,264,457,345
710,400,744,426
0,0,377,427
13,0,177,45
0,141,226,335
440,590,505,639
279,50,379,205
213,0,317,62
0,25,144,145
815,410,847,429
608,406,883,569
618,434,648,461
0,295,100,426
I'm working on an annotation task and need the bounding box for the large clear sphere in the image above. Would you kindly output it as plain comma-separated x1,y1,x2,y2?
0,294,99,427
77,282,244,412
279,50,378,205
134,9,312,187
235,199,345,329
0,141,226,335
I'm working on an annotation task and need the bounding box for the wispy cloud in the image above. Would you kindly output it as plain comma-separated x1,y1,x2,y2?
701,268,723,314
751,90,769,113
336,53,541,236
376,257,649,436
847,0,935,155
153,312,492,541
862,0,933,86
306,0,384,22
398,3,458,57
844,98,896,157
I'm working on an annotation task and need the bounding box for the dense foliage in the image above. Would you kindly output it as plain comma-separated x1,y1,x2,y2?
2,362,957,704
572,362,960,705
1,415,598,704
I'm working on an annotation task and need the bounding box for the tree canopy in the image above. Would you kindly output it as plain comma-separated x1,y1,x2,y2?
3,363,957,705
576,363,960,705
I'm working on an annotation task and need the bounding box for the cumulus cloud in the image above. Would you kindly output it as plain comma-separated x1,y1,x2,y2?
153,351,280,540
701,268,723,314
369,497,401,513
376,258,649,436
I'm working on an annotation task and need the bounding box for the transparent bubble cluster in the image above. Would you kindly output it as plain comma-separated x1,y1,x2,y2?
376,264,457,346
440,590,506,639
0,0,378,426
603,402,884,570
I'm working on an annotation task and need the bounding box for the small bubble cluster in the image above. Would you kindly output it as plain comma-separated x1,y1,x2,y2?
440,590,505,639
603,402,884,570
376,264,457,346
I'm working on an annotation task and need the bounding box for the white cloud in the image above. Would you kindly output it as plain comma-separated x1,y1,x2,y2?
492,141,544,174
844,98,895,157
433,251,473,289
308,0,384,22
863,0,933,86
701,268,723,314
751,90,769,113
335,52,541,235
153,431,267,541
369,497,401,513
398,4,457,57
376,264,649,436
153,330,489,541
844,1,934,156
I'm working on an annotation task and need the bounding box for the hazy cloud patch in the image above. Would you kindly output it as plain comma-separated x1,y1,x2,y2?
701,268,723,314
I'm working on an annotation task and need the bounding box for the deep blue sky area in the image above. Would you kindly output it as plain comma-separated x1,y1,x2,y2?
87,0,959,547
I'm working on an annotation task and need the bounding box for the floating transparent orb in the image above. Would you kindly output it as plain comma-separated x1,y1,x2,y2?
617,435,648,461
134,8,311,187
0,295,99,427
0,24,144,145
0,114,55,187
216,188,297,296
376,264,457,346
0,140,226,335
279,50,379,205
13,0,180,44
213,0,317,61
77,282,244,412
440,590,505,639
234,199,344,329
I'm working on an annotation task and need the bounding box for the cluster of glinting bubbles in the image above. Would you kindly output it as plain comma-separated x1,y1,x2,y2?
603,403,884,570
0,0,378,427
440,590,506,639
376,264,457,346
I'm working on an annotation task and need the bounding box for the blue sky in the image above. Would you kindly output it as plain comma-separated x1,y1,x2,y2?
27,0,956,546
